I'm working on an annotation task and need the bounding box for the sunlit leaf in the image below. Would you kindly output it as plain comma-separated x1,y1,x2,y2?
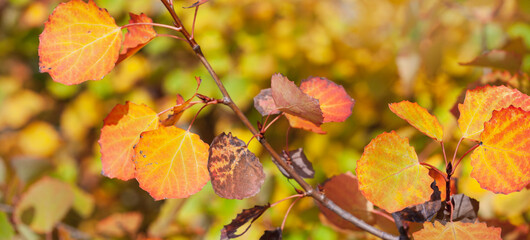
208,133,265,199
99,102,159,180
220,204,270,239
470,106,530,194
318,172,374,231
14,177,74,233
389,101,444,141
284,113,326,134
413,221,501,240
271,73,323,125
134,126,210,200
161,94,193,127
96,212,142,238
253,88,280,116
299,76,354,123
356,131,433,212
39,0,122,85
460,50,522,72
116,13,157,64
458,85,530,141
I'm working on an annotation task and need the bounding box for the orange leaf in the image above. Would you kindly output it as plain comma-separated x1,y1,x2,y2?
161,94,192,127
99,102,159,180
208,133,265,199
134,126,209,200
470,106,530,194
356,131,433,212
116,13,157,64
458,85,530,141
318,172,374,231
96,212,143,238
389,101,443,141
271,73,323,125
284,113,326,134
413,221,501,240
39,0,122,85
300,77,354,123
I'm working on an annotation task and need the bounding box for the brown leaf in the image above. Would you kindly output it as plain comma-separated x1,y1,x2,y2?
220,204,271,239
270,73,323,125
276,148,314,179
208,133,265,199
260,228,282,240
254,88,280,116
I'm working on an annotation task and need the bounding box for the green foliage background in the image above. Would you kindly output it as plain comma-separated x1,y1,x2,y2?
0,0,529,239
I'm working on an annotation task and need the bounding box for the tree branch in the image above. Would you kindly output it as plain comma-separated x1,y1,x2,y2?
159,1,398,239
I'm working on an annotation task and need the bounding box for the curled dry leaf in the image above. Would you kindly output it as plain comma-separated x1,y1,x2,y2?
134,126,210,200
470,106,530,194
39,0,122,85
99,102,159,180
271,73,323,125
117,13,157,64
220,204,271,240
208,133,265,199
253,88,280,116
317,172,374,231
276,148,314,179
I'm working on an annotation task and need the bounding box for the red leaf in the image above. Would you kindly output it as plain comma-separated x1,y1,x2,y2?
134,126,210,200
356,131,433,212
99,102,159,180
470,106,530,194
271,73,323,125
253,88,280,116
116,13,157,64
208,133,265,199
220,204,271,239
39,0,122,85
389,101,444,141
413,221,501,240
300,77,354,123
318,173,374,231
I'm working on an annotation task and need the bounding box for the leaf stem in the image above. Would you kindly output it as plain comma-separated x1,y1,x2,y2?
262,113,284,134
441,141,448,166
281,196,302,231
451,143,480,175
420,162,448,182
270,193,305,207
121,22,182,32
159,1,398,239
451,137,464,166
157,33,186,41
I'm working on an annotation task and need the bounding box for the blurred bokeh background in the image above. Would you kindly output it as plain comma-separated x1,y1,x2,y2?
1,0,529,239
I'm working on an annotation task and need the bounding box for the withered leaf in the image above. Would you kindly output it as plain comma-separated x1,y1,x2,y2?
208,133,265,199
270,73,323,125
254,88,280,116
161,94,191,127
435,194,479,224
259,228,282,240
220,204,271,240
395,181,442,223
276,148,314,179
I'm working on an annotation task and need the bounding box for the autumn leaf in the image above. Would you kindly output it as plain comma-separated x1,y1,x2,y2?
284,113,326,134
356,131,433,213
276,148,314,179
99,102,159,181
134,126,210,200
271,73,323,125
253,88,280,116
220,204,271,239
460,50,522,72
161,94,193,127
318,172,374,231
208,133,265,199
389,101,444,141
39,0,122,85
413,221,501,240
116,13,157,64
458,85,530,141
299,76,354,123
14,177,74,233
470,106,530,194
96,212,143,238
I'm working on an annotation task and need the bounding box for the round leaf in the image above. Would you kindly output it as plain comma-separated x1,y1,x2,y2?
117,13,157,64
39,0,122,85
470,106,530,194
134,126,210,200
389,101,444,141
99,102,159,181
356,131,433,213
300,77,354,123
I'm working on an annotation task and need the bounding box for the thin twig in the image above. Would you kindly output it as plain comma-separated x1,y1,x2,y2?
121,22,182,32
159,1,398,239
451,137,464,166
451,143,481,175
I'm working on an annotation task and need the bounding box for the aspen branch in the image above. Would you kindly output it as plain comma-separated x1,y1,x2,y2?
159,1,398,239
